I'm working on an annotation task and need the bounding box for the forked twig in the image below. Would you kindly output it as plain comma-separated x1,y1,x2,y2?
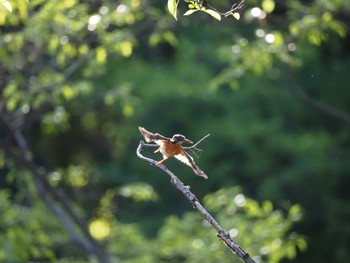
182,133,209,158
200,0,245,17
136,140,256,263
183,133,210,150
189,148,200,159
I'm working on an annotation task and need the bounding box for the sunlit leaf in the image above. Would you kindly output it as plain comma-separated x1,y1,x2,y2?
329,20,346,38
203,9,221,21
322,11,332,22
296,237,308,251
163,31,178,46
149,33,161,46
122,103,134,117
96,46,107,64
272,31,284,46
89,219,111,240
167,0,179,20
286,244,296,259
66,165,88,187
232,12,240,20
183,9,198,16
104,94,115,105
62,85,75,100
289,23,299,36
262,200,273,213
0,0,12,12
118,41,133,57
262,0,275,13
289,204,302,221
119,183,158,202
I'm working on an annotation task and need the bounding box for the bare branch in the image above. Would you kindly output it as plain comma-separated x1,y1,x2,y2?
284,65,350,125
0,111,111,263
31,175,95,253
3,148,111,263
136,140,256,263
36,54,91,95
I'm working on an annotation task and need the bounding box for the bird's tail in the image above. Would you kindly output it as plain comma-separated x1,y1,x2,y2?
191,164,208,179
184,152,208,179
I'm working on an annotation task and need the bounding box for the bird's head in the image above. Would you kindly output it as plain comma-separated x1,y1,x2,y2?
170,134,193,144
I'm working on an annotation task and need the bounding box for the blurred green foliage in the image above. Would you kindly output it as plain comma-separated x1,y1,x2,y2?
156,187,305,263
1,0,350,262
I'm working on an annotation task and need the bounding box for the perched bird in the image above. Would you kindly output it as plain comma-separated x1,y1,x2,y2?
139,127,208,179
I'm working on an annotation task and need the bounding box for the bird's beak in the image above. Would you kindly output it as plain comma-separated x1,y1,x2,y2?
184,139,193,144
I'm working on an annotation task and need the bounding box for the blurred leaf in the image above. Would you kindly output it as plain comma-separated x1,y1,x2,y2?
288,204,302,222
262,0,275,13
118,41,133,57
119,183,158,202
96,46,107,64
0,0,12,12
66,165,89,188
262,200,273,214
62,85,76,100
89,219,111,240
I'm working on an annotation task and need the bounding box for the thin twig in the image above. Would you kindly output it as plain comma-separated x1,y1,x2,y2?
136,140,256,263
189,148,200,158
183,133,209,158
36,54,91,95
183,133,210,150
284,64,350,125
201,0,245,17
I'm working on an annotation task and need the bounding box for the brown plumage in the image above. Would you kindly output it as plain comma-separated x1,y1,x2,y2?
139,127,208,179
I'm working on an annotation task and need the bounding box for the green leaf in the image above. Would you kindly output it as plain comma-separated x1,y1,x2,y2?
232,12,240,20
183,9,198,16
296,237,308,251
0,0,12,12
262,0,275,13
203,9,221,21
262,200,273,213
167,0,179,20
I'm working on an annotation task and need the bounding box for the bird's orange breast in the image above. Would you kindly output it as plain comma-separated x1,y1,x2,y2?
159,141,183,157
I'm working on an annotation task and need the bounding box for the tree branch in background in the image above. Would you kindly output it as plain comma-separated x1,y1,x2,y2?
0,111,111,263
136,140,256,263
284,64,350,125
34,53,91,95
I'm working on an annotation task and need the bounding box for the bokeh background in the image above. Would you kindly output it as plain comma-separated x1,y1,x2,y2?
1,0,350,262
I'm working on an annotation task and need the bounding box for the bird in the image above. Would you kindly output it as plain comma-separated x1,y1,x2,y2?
138,127,208,179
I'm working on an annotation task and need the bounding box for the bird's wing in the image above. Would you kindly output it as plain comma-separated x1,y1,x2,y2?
175,152,208,179
139,127,171,143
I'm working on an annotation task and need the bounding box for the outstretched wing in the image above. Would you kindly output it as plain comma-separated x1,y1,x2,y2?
174,152,208,179
138,127,171,143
